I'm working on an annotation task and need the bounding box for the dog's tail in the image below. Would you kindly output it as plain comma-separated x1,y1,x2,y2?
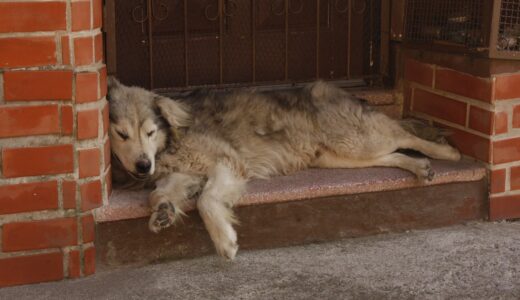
399,118,451,144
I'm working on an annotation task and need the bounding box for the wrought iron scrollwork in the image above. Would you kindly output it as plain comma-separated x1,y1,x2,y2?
353,0,367,14
131,0,169,33
334,0,348,14
334,0,367,14
270,0,304,16
204,0,238,21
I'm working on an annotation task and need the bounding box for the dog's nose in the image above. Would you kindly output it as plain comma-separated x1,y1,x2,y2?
135,159,151,174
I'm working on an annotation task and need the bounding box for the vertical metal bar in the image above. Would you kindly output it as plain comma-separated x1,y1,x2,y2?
184,0,189,86
369,0,374,76
284,0,289,80
104,0,117,75
316,0,320,79
147,0,154,89
380,0,390,77
219,0,224,84
252,0,256,83
346,0,352,79
489,0,502,59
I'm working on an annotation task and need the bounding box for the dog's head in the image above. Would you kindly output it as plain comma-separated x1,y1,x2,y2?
107,77,191,179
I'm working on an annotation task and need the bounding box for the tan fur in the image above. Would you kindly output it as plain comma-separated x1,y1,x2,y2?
108,78,461,259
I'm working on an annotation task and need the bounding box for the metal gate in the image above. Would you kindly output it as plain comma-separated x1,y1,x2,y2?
104,0,387,92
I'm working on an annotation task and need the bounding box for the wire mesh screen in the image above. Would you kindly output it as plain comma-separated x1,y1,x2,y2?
111,0,383,91
497,0,520,52
404,0,488,49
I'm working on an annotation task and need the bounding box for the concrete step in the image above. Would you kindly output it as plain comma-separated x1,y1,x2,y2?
96,159,487,269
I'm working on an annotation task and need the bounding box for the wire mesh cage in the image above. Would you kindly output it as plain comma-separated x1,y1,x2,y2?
404,0,520,60
105,0,386,91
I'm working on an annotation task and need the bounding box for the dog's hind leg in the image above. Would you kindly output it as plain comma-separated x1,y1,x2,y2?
312,151,435,181
148,173,205,233
197,162,247,260
398,135,461,161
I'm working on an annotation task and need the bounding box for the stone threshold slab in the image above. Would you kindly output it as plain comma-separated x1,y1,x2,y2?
96,159,486,223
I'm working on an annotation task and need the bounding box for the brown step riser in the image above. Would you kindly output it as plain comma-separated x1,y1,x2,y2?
97,179,488,269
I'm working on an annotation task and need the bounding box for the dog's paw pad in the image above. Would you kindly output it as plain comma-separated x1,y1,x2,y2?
426,168,435,181
148,202,176,233
416,159,434,182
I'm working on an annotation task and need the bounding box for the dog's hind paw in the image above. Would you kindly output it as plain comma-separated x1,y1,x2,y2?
148,202,176,233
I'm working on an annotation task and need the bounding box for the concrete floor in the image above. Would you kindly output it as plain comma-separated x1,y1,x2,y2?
2,221,520,299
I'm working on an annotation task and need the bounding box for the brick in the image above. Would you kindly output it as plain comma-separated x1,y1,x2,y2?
404,59,433,87
104,139,111,170
61,105,74,135
84,246,96,275
4,70,73,101
490,194,520,220
76,72,99,103
468,106,493,135
3,217,78,251
435,69,493,102
62,180,77,210
0,105,60,138
93,0,103,28
0,37,56,68
102,102,109,136
495,111,508,134
74,36,94,66
495,73,520,100
513,105,520,128
490,169,506,194
82,214,95,243
71,0,91,31
68,250,81,278
81,180,102,211
0,252,63,287
94,34,103,63
0,181,58,215
0,2,66,33
493,138,520,164
436,123,491,162
77,109,99,140
61,35,71,65
79,148,101,178
100,67,108,98
2,144,74,178
511,166,520,191
413,89,467,126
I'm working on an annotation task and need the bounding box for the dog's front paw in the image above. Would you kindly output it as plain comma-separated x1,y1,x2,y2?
148,202,176,233
416,159,434,182
215,238,238,260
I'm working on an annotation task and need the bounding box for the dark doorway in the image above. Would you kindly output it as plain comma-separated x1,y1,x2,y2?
105,0,386,92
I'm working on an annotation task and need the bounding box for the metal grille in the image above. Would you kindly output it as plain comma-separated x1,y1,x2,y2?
404,0,488,49
108,0,383,91
497,0,520,52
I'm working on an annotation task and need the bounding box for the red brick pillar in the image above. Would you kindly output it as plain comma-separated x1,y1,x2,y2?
0,0,109,287
403,58,520,220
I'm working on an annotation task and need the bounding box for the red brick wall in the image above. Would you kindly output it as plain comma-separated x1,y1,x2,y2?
0,0,109,287
403,58,520,220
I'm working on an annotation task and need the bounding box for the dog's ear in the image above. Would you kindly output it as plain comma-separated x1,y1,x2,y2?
106,76,122,102
107,76,121,90
154,96,192,128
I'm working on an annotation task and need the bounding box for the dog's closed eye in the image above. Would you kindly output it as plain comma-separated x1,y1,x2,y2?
117,131,129,140
147,130,156,137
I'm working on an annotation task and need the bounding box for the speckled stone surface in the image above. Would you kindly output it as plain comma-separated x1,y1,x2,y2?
96,159,486,223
